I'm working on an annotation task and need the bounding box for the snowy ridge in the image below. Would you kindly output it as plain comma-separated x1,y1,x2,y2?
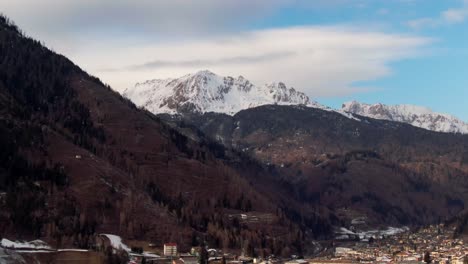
123,70,464,133
124,70,328,116
342,101,468,134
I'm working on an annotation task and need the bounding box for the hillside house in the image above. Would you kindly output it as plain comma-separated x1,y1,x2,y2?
164,243,178,257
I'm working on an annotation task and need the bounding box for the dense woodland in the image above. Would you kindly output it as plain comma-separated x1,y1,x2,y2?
0,15,106,243
0,15,332,256
160,90,468,229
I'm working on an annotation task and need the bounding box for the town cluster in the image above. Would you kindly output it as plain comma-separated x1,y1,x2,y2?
2,224,467,264
127,225,468,264
309,225,468,264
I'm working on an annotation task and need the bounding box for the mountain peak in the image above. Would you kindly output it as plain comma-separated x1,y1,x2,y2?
123,70,314,115
191,69,216,77
342,101,468,134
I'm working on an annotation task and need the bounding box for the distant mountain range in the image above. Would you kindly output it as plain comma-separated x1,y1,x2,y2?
125,71,468,134
342,101,468,134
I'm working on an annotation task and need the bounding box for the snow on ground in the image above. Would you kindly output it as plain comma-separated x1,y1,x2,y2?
0,238,51,250
335,226,409,240
57,249,90,252
6,250,54,253
338,227,355,235
101,234,131,252
142,252,160,258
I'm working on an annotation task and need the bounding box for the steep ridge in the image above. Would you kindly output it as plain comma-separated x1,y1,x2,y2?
123,70,325,115
0,16,330,255
342,101,468,134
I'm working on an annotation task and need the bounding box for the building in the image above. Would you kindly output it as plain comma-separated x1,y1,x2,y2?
164,243,178,257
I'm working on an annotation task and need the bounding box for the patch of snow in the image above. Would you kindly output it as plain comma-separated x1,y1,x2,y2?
0,239,51,250
142,252,160,258
10,250,54,253
57,249,90,252
338,227,356,235
101,234,131,252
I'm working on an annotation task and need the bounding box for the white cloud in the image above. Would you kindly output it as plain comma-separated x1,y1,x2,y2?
68,26,431,97
443,8,467,23
407,0,468,29
1,0,286,44
0,0,432,98
2,0,413,40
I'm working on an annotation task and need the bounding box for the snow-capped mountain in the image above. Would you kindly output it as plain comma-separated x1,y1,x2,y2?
123,70,324,115
342,101,468,134
123,70,466,134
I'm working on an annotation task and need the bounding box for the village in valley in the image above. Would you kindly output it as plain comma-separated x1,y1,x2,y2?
1,223,468,264
311,224,468,264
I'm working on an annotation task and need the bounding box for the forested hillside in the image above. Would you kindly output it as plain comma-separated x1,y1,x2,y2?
0,15,341,256
159,105,468,227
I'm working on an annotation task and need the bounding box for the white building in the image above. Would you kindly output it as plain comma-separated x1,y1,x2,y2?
164,243,178,256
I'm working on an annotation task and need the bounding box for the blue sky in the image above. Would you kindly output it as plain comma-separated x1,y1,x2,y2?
254,0,468,120
1,0,467,120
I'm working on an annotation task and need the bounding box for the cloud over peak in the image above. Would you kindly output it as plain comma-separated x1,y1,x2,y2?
0,0,434,99
86,26,431,97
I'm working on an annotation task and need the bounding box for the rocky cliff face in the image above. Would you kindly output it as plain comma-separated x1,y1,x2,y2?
123,70,318,115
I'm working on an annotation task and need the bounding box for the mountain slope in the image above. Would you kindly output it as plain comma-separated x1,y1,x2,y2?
160,105,468,227
342,101,468,134
123,70,324,115
0,16,329,255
